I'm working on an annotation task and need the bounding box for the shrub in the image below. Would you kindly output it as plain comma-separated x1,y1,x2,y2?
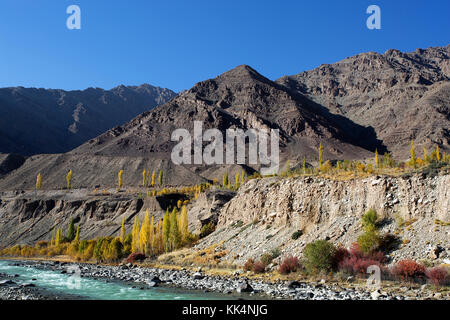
338,243,386,275
393,260,426,282
278,256,300,275
361,209,378,231
291,230,302,240
252,261,266,273
357,230,381,255
260,253,274,266
303,240,336,273
199,222,216,238
425,267,448,288
126,252,146,264
243,258,255,271
271,248,281,259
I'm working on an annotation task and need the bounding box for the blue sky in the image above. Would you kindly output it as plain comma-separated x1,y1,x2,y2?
0,0,449,92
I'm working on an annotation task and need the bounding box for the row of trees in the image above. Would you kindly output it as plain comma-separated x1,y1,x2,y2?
221,171,246,190
126,207,194,256
35,169,165,190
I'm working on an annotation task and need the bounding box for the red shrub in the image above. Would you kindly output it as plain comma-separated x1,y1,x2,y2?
126,252,146,264
252,261,266,274
338,243,386,275
426,267,448,287
243,258,255,272
278,256,300,275
393,260,426,282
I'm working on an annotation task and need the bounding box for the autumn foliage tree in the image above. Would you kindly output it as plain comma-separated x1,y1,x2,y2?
118,170,124,190
36,173,42,190
66,169,73,189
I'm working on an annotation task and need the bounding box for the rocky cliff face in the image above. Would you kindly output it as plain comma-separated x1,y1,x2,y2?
0,188,189,247
196,173,450,265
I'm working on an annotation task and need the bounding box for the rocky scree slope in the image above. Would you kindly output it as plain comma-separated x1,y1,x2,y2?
196,173,450,266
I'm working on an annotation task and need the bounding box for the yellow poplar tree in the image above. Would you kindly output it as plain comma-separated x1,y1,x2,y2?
36,173,42,190
74,226,80,243
66,170,73,189
131,217,139,253
142,169,147,187
140,210,150,254
423,147,428,163
235,172,240,188
149,216,155,255
151,170,156,187
180,205,189,242
436,145,441,161
118,170,124,189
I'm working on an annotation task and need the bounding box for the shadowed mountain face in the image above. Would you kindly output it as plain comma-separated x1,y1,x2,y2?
276,45,450,158
72,65,374,162
0,84,176,155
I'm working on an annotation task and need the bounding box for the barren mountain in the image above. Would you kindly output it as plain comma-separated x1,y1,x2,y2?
0,84,176,155
0,65,376,190
72,65,374,161
276,45,450,159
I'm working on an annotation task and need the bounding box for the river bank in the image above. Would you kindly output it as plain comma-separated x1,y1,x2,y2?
2,258,446,300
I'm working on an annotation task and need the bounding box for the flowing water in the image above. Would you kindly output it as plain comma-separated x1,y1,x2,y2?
0,260,234,300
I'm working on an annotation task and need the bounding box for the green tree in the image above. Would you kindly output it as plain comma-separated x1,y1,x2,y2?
361,209,378,232
286,160,290,176
303,240,336,273
66,218,76,242
55,228,63,246
235,172,240,188
241,170,245,184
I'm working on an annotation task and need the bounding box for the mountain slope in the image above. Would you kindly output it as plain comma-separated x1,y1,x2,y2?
0,84,176,155
276,45,450,159
73,65,374,162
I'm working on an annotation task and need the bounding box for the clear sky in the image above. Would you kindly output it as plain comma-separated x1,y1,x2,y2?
0,0,449,92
